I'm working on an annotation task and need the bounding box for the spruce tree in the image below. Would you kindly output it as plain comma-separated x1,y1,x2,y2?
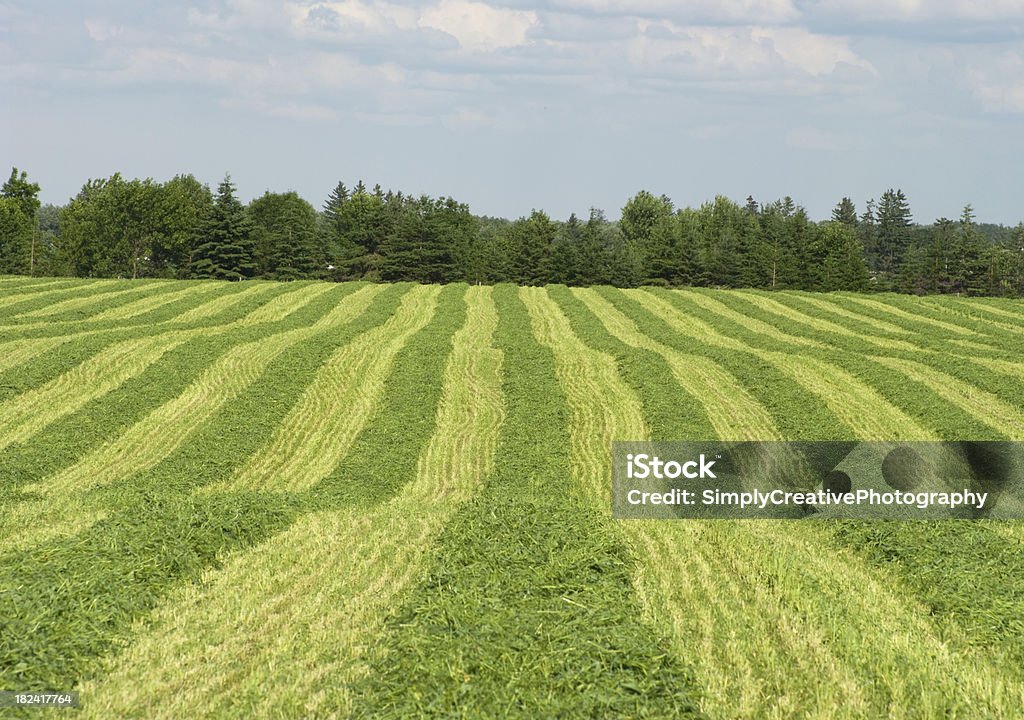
876,188,912,278
831,197,857,227
191,175,257,280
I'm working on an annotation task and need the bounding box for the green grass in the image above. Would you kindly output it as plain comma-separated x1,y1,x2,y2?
350,284,705,719
2,277,1024,719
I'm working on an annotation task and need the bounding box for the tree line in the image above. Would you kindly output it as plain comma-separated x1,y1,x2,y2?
2,167,1023,296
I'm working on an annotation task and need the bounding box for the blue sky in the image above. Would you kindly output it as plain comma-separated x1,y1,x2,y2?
2,1,1022,224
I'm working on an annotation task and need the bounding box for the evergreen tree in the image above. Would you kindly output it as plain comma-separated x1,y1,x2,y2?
876,188,912,278
831,197,857,227
550,213,583,285
819,221,869,291
250,191,322,279
859,198,878,274
575,208,612,286
950,204,985,295
507,210,556,285
191,175,257,280
620,190,675,283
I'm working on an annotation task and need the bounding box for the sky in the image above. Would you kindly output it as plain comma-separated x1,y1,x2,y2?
1,1,1023,225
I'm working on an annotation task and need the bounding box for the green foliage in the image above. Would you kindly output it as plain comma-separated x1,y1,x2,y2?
0,168,41,275
832,196,858,227
250,191,323,280
877,188,913,277
5,169,1024,297
352,285,705,718
820,221,869,291
191,175,257,280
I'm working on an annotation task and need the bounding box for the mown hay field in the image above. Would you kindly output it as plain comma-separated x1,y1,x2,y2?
1,275,1024,719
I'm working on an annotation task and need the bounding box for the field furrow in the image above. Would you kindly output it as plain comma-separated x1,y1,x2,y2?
573,287,776,440
868,355,1024,439
526,285,1019,718
85,282,219,321
837,294,978,336
16,281,167,319
79,285,504,719
213,284,442,493
0,285,386,552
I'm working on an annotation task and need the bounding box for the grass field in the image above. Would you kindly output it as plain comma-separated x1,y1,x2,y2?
2,276,1024,719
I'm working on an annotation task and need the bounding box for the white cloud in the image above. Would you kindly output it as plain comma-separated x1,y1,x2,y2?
751,26,874,76
964,52,1024,113
550,0,799,24
627,20,872,78
290,1,418,35
418,1,538,51
807,0,1024,23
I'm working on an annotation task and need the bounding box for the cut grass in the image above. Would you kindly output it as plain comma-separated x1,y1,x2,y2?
79,286,505,719
211,284,442,493
525,286,1023,719
348,283,705,719
0,284,387,552
0,285,410,692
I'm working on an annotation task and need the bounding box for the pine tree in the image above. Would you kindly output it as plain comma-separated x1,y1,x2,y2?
859,198,878,274
191,175,257,280
831,197,857,227
950,204,984,295
876,188,912,278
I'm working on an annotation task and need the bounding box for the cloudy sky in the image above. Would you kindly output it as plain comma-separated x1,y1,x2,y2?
2,1,1022,224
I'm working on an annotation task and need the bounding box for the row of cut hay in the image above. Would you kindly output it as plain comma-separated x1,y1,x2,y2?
84,281,224,322
572,287,776,440
837,294,979,336
211,284,442,493
732,291,925,353
79,286,504,719
730,290,1024,432
535,287,1024,719
0,332,193,453
16,281,171,319
0,279,89,309
651,288,825,349
631,289,934,440
0,285,387,553
614,287,1024,674
0,283,353,458
868,355,1024,439
169,281,281,325
0,279,121,317
776,292,912,335
346,283,704,719
0,280,311,339
0,284,409,693
689,290,1018,434
820,296,1018,352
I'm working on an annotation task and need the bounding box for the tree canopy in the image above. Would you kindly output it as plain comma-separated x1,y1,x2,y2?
2,166,1022,296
